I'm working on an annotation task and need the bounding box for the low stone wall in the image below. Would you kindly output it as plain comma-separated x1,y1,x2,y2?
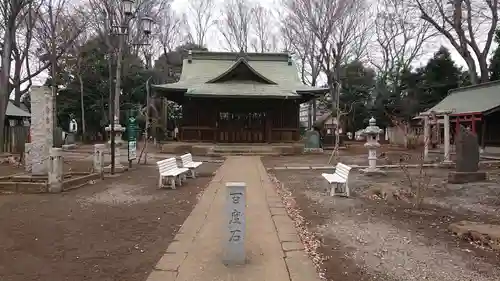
160,143,305,156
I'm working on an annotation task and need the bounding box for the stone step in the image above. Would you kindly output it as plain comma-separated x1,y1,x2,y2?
207,152,280,156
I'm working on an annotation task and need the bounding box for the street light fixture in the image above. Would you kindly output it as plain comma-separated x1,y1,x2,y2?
122,0,134,16
141,16,154,35
106,0,154,174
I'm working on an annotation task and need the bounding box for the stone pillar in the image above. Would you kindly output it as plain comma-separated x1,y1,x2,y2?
30,86,54,175
223,182,246,266
48,148,63,193
423,115,430,162
93,144,105,177
24,143,32,172
443,113,452,163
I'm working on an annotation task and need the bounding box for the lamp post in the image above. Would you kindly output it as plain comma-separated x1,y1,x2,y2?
133,16,154,164
106,0,153,174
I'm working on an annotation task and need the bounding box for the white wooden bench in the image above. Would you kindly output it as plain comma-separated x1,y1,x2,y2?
321,162,352,197
179,153,203,178
156,157,189,189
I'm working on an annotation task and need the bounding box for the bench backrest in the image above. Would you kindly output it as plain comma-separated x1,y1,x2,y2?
180,153,193,166
334,162,352,180
157,158,178,173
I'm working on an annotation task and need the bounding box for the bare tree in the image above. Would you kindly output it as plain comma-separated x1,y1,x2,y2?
372,0,435,117
0,0,41,151
284,0,373,158
250,4,278,53
281,8,322,128
156,3,183,56
414,0,498,84
10,1,41,105
186,0,215,47
218,0,253,52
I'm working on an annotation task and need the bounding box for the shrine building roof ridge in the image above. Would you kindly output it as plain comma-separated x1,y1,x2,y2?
152,50,329,101
424,80,500,116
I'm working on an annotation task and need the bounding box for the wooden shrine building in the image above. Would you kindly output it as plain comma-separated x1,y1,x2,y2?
152,51,328,143
424,81,500,148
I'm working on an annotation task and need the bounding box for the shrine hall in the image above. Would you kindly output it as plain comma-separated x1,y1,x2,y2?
152,51,329,143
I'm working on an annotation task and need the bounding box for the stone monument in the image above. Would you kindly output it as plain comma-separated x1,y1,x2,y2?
360,117,385,175
48,148,63,193
223,182,246,266
448,126,487,183
93,144,105,178
27,86,54,175
63,117,78,150
303,130,323,153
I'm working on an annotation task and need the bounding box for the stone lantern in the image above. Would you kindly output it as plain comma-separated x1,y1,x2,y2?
361,117,385,175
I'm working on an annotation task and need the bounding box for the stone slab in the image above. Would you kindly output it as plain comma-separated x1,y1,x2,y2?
285,251,322,281
449,221,500,250
310,166,335,170
278,233,300,243
270,207,287,216
155,252,187,271
285,166,310,170
448,171,487,184
146,270,177,281
282,241,305,252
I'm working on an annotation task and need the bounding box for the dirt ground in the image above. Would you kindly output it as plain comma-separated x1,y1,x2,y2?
0,162,220,281
263,152,500,281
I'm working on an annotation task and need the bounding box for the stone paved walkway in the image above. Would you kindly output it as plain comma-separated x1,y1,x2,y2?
146,156,320,281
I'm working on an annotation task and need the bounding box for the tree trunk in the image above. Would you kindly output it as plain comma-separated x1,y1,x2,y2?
0,30,14,152
78,74,86,138
478,58,490,84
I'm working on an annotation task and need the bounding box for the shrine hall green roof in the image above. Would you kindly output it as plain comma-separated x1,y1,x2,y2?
424,81,500,115
152,51,329,99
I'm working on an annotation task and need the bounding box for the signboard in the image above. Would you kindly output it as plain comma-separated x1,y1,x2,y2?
128,140,137,160
127,115,138,161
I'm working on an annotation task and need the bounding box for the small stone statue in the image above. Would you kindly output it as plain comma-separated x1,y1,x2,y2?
69,118,78,133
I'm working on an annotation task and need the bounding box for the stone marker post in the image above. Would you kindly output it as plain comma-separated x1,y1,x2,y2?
30,86,54,175
443,113,452,164
94,144,105,178
423,115,430,162
223,182,246,266
24,143,32,172
48,148,63,193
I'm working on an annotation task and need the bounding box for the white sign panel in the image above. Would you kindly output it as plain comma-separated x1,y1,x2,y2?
128,141,137,160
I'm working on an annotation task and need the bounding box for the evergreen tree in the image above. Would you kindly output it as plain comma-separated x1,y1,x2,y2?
489,30,500,81
420,46,461,109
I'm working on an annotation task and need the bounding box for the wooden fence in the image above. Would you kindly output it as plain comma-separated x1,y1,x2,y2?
3,125,28,154
2,126,64,154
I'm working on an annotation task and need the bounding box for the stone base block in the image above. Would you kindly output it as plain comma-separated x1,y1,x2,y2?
360,168,386,176
303,148,323,154
103,165,127,174
448,171,487,184
62,144,77,150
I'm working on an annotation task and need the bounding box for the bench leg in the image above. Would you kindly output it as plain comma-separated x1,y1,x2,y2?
170,177,176,189
158,175,163,189
190,169,196,179
345,182,350,197
176,175,182,186
330,184,336,196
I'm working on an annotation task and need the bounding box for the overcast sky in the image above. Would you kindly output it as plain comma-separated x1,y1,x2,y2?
170,0,498,71
26,0,494,95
